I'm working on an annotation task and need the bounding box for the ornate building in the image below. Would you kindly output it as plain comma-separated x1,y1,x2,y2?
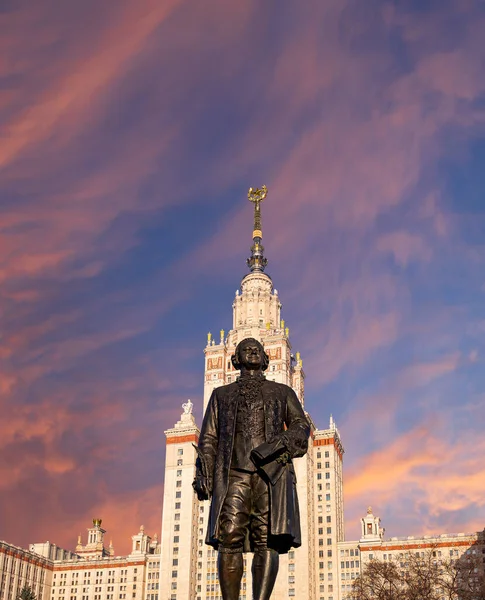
159,188,345,600
0,521,160,600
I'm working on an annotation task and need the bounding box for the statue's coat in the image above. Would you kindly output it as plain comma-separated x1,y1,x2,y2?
197,379,310,554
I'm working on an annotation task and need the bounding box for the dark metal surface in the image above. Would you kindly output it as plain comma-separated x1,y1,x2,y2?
193,338,310,599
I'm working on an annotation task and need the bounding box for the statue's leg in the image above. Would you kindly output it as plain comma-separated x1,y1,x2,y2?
250,472,279,600
218,469,251,600
252,549,279,600
217,551,243,600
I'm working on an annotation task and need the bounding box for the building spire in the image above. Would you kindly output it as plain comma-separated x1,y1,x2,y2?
247,185,268,273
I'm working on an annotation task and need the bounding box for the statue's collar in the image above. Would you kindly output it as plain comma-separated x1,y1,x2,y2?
237,372,266,382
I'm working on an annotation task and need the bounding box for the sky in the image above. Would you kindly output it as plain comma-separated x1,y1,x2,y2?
1,0,484,556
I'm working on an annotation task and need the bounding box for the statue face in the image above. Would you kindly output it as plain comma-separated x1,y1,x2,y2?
238,340,264,370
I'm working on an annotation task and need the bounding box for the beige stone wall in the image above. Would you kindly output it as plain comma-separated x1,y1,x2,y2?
159,413,200,600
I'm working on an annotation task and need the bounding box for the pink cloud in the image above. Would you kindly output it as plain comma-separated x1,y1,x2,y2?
344,423,485,537
0,0,183,170
376,231,432,267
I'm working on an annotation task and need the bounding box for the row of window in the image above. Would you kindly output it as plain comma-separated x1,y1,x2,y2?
340,548,359,557
53,570,136,585
340,560,359,570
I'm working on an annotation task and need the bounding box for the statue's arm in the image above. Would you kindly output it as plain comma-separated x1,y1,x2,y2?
282,388,310,459
193,390,218,499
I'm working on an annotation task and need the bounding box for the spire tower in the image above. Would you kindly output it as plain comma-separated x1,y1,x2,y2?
247,185,268,273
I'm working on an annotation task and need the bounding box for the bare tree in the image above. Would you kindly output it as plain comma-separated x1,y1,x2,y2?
346,559,402,600
347,545,485,600
451,546,485,600
402,550,442,600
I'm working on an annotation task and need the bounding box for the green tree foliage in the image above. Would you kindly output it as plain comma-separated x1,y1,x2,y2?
346,545,485,600
16,585,36,600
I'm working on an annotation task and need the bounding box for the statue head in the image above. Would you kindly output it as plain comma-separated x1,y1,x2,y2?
231,338,269,372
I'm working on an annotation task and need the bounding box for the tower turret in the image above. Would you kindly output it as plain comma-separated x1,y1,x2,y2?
360,506,385,543
75,518,109,558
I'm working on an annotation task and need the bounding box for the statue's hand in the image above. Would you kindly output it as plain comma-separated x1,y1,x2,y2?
192,473,211,501
279,430,308,458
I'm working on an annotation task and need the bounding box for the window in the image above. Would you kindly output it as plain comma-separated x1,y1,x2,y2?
176,480,182,487
175,492,181,498
173,536,179,543
177,459,182,466
325,451,329,458
177,449,183,455
325,473,330,479
176,470,182,477
326,494,331,501
175,502,180,509
325,461,330,468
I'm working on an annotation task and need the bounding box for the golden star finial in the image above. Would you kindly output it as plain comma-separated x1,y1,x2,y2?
248,185,268,204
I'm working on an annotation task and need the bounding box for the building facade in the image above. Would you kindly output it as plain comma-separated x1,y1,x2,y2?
337,507,485,599
0,521,160,600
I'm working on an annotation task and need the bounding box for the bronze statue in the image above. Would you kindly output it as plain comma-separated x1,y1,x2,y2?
193,338,310,600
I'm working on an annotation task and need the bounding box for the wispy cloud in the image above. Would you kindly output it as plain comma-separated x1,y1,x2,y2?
1,0,484,553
